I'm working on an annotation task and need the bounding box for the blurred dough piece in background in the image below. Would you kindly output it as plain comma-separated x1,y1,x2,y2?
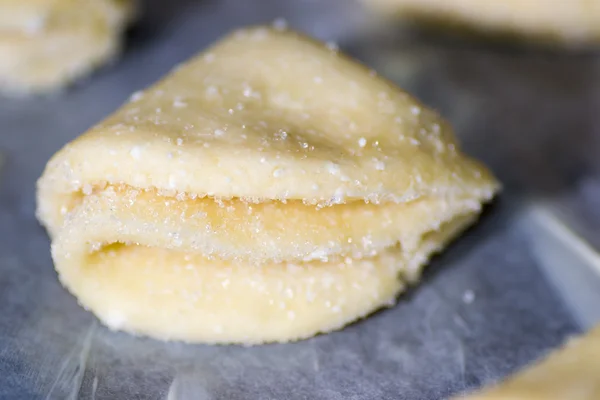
0,0,136,94
456,325,600,400
365,0,600,46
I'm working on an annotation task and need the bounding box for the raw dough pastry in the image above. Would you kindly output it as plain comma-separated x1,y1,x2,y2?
457,325,600,399
0,0,135,93
37,26,499,344
365,0,600,45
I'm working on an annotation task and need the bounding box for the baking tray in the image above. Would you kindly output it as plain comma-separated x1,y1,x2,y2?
1,0,598,398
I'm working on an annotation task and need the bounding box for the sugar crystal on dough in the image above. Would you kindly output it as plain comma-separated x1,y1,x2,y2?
275,129,288,140
173,98,187,108
130,91,144,102
204,53,215,63
325,162,340,175
373,159,386,171
205,86,218,96
326,41,339,51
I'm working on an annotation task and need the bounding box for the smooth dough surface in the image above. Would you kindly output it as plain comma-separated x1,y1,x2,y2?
37,26,499,344
366,0,600,45
457,325,600,400
0,0,135,93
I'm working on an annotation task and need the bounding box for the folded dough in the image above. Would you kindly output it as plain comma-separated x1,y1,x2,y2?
37,26,499,344
365,0,600,45
457,325,600,400
0,0,135,93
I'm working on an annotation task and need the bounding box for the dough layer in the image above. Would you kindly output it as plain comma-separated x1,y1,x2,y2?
37,26,495,206
366,0,600,45
53,198,476,343
37,26,499,344
45,185,483,264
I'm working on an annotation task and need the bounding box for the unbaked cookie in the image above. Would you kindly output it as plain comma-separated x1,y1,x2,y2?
37,26,499,344
365,0,600,46
457,325,600,399
0,0,136,93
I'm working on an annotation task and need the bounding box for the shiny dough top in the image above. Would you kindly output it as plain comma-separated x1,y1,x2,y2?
39,26,497,206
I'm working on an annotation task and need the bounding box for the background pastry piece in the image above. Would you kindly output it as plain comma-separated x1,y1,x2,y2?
0,0,134,33
457,325,600,400
37,26,498,344
365,0,600,46
0,25,120,94
0,0,136,93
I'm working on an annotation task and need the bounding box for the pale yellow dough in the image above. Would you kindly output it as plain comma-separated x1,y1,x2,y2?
0,0,135,93
457,325,600,400
366,0,600,45
37,26,499,344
